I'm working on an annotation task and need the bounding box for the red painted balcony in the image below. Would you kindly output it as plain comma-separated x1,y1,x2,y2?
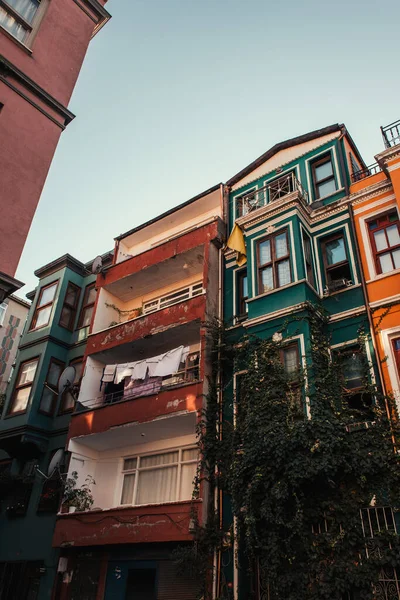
86,294,207,356
53,500,201,548
68,380,203,441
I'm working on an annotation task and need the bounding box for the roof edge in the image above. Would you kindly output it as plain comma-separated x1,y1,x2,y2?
115,183,222,242
226,124,342,187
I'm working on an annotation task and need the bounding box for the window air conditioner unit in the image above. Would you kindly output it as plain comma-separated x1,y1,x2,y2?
324,278,352,294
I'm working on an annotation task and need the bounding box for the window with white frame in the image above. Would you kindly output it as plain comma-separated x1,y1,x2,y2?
120,447,198,506
367,211,400,275
0,302,7,326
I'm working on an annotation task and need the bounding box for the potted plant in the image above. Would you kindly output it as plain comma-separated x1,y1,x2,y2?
62,471,95,512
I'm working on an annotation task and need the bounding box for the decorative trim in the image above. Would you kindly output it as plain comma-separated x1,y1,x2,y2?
243,302,308,328
329,306,366,322
370,293,400,310
72,0,111,36
0,55,75,129
350,180,392,205
0,270,23,302
34,254,88,279
353,194,395,216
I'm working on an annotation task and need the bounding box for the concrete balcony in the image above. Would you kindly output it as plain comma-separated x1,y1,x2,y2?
69,380,203,440
53,499,201,548
86,294,207,356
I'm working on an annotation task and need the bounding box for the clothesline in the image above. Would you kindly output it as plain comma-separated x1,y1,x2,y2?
101,345,191,385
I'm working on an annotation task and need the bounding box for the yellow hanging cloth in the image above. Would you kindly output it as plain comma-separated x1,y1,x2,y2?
226,223,247,266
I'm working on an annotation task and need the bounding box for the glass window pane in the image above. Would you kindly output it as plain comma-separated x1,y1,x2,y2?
8,0,39,23
393,249,400,269
19,360,37,385
0,6,27,40
72,362,83,384
325,237,346,265
242,275,248,298
47,362,63,387
182,448,198,462
283,348,298,374
123,458,137,471
180,463,197,500
81,307,93,328
374,230,388,252
86,287,96,305
11,388,31,413
39,284,57,307
136,466,177,504
259,240,271,265
140,451,179,468
275,232,288,258
317,179,337,198
40,388,55,413
394,339,400,352
379,253,393,273
387,225,400,248
65,286,78,306
60,306,72,328
260,267,273,293
278,260,291,287
121,474,135,504
61,392,75,412
342,353,364,389
315,160,333,182
35,306,51,328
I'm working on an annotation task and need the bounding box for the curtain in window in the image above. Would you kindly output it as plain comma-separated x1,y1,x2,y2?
8,0,39,23
0,6,26,39
136,452,178,505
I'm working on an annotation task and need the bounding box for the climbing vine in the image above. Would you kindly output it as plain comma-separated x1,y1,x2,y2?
178,305,400,600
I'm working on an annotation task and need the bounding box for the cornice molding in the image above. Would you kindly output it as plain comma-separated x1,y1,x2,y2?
0,55,75,129
350,180,392,205
0,270,24,302
34,253,88,279
72,0,111,36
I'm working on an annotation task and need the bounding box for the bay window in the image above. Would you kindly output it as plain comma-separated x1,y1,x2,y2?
120,447,198,506
39,359,64,415
59,357,83,414
77,284,96,329
8,357,38,415
368,212,400,274
59,283,80,331
257,229,291,294
30,281,57,330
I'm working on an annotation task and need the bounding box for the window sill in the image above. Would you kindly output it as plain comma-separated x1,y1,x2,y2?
311,187,345,205
4,409,27,419
0,24,32,55
247,279,302,302
366,267,400,284
322,283,361,298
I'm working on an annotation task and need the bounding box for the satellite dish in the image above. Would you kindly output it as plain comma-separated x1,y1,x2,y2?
92,255,103,274
58,366,76,395
48,449,65,477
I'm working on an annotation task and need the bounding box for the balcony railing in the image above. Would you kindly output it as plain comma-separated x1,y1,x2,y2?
236,172,308,218
143,282,203,315
381,119,400,149
75,356,200,412
351,162,381,183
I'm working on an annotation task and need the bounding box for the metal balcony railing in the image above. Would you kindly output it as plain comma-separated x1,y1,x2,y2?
351,162,381,183
75,358,200,412
236,172,308,218
143,282,203,315
381,119,400,149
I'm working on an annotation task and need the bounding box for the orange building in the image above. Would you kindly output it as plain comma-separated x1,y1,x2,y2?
350,119,400,411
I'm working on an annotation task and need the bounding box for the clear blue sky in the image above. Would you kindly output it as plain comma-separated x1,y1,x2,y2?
15,0,400,296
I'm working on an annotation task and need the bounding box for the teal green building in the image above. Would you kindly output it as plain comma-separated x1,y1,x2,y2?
0,252,111,599
222,124,381,598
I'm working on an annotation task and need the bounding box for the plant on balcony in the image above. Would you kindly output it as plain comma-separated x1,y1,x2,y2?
62,471,96,512
105,302,143,326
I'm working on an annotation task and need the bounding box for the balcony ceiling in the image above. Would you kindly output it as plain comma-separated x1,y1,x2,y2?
70,411,197,451
91,319,201,364
107,246,204,303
